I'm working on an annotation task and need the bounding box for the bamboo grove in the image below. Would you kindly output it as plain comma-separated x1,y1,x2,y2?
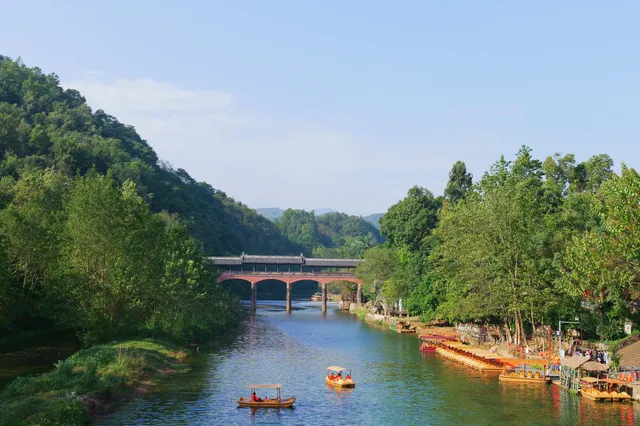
356,147,640,344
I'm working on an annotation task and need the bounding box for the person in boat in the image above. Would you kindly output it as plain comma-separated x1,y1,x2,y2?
251,392,262,402
345,374,351,380
328,372,336,380
337,372,342,381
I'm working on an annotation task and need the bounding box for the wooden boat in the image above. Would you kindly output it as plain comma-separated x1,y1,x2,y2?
499,367,550,383
498,359,552,384
419,335,457,352
435,343,504,372
579,378,632,402
326,366,356,388
395,321,416,333
311,292,323,302
237,384,296,408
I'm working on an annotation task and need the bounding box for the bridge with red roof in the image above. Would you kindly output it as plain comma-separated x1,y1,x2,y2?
210,254,362,313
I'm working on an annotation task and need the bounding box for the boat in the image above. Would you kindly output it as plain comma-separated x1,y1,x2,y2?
311,292,323,302
237,384,296,408
499,366,550,384
419,334,458,352
326,366,356,388
498,358,552,384
434,342,504,372
579,377,632,402
395,321,416,334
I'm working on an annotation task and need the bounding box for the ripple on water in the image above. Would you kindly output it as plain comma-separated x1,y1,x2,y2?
99,303,640,426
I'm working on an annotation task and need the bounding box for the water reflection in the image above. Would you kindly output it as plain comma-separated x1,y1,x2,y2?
99,302,638,426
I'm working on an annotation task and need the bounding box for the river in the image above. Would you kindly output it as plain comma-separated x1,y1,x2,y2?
99,301,638,425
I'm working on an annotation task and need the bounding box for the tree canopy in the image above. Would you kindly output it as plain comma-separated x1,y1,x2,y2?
356,149,633,343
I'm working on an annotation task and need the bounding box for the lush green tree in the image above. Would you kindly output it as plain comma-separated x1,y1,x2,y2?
380,186,441,252
61,172,164,342
563,166,640,339
434,147,560,345
355,246,398,313
277,209,320,252
0,55,249,342
0,168,66,292
444,161,473,203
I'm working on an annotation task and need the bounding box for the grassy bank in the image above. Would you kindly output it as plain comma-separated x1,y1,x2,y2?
0,339,188,426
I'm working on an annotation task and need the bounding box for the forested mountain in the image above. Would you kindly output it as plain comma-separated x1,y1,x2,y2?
363,213,383,229
0,55,300,257
255,207,337,222
276,209,384,258
0,55,309,341
254,207,286,221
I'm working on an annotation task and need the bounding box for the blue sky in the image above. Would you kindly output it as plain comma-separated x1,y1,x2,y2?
2,1,639,215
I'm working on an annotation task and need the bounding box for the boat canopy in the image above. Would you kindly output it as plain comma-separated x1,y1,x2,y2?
580,377,601,383
603,378,626,385
327,366,347,372
419,335,455,340
498,358,551,366
248,384,281,389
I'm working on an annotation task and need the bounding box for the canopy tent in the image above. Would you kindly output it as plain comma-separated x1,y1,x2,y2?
327,366,347,372
248,384,282,399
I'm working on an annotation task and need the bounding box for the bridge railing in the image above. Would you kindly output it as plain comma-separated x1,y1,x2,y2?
219,270,357,277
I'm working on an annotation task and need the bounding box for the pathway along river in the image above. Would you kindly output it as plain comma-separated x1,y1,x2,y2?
100,302,638,425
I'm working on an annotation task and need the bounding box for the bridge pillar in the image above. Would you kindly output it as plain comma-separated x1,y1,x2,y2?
321,282,327,314
250,282,257,313
286,282,292,313
357,282,362,304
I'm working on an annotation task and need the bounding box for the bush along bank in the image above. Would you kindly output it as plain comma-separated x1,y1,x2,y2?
0,339,189,426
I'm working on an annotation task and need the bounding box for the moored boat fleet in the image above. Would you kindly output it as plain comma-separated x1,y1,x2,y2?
419,334,635,402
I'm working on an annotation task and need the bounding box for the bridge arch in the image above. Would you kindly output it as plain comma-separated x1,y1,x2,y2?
212,254,363,314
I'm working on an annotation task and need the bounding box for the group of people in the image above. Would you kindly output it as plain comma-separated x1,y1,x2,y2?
328,372,351,381
574,348,608,364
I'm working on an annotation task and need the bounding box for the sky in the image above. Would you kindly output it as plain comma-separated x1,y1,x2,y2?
2,1,639,216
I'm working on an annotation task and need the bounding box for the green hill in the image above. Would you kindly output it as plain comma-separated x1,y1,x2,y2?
363,213,384,229
275,209,384,258
0,55,302,257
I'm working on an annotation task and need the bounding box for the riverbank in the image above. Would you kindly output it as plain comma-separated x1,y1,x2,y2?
352,307,459,338
0,339,188,426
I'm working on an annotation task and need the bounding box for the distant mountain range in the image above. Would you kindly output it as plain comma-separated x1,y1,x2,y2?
363,213,383,230
254,207,384,230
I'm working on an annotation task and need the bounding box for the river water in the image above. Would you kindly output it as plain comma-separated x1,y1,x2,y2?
99,302,638,425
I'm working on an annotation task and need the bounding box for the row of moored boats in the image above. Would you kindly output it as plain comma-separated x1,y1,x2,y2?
419,334,633,402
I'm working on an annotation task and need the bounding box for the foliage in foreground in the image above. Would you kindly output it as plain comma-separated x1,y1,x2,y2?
0,55,247,342
0,339,186,426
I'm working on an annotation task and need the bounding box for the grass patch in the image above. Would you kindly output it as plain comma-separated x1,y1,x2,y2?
0,339,187,426
355,307,367,321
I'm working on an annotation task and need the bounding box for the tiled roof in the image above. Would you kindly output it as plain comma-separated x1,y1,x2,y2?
209,255,362,267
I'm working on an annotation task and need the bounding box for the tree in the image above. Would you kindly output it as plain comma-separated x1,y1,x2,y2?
380,186,441,252
434,146,559,345
61,172,164,342
563,166,640,339
355,246,398,314
444,161,473,203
